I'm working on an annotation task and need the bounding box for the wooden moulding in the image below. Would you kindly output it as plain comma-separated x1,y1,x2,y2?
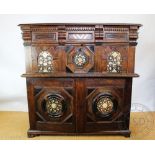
21,72,139,78
19,23,142,45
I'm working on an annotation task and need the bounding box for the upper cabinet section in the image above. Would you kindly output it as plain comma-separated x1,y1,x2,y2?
19,23,141,45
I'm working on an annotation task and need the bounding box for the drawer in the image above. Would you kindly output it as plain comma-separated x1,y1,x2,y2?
103,27,129,42
103,32,129,42
32,32,58,43
66,31,94,43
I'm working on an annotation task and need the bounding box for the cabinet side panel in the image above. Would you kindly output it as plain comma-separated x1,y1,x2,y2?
26,78,36,129
25,46,32,72
124,78,133,129
128,46,135,73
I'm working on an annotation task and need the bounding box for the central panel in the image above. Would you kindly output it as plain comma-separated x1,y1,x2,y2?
66,46,94,73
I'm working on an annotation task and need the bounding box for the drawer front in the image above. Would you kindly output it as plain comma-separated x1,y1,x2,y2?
32,32,58,43
66,31,94,43
103,27,129,42
103,32,129,42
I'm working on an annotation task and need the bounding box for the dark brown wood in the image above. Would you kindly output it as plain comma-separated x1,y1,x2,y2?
22,73,139,78
19,23,141,138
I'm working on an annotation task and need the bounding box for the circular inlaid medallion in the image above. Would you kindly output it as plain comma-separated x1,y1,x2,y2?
96,97,114,115
46,95,63,117
74,53,87,67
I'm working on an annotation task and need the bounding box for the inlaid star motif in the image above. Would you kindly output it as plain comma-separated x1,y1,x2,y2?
97,97,113,115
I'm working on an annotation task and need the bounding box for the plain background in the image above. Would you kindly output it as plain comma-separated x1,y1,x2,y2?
0,14,155,112
0,0,154,153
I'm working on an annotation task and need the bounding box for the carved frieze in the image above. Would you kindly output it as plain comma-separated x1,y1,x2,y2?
19,23,141,45
67,32,94,42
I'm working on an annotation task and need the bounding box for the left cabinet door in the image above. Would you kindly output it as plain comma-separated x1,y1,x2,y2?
27,78,76,134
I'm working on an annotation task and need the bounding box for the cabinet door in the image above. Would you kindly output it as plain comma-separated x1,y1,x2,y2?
27,78,76,133
76,78,132,134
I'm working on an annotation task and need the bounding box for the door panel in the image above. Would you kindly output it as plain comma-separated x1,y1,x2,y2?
77,78,129,133
28,78,76,133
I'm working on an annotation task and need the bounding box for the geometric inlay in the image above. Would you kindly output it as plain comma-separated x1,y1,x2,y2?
107,51,122,73
68,33,93,40
73,48,88,67
96,96,114,115
36,87,73,122
66,46,94,73
38,51,54,73
46,95,64,117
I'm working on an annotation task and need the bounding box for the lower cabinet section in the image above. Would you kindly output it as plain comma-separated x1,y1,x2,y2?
26,77,132,137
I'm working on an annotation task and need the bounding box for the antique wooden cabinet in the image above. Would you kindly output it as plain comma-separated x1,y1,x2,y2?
19,23,141,137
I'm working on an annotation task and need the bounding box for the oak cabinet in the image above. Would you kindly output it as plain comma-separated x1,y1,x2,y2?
19,23,141,137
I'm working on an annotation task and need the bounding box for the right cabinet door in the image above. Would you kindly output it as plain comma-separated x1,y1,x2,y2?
84,78,132,133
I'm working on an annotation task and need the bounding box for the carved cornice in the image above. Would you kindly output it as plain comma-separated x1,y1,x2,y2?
58,25,66,44
104,27,129,32
129,25,139,40
95,25,104,42
31,26,58,32
19,24,141,45
20,25,32,46
66,26,95,31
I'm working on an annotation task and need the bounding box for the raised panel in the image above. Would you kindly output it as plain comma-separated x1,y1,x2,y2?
103,26,129,42
31,45,66,73
32,32,58,43
104,32,129,42
81,78,128,133
66,46,94,73
28,78,76,133
67,31,94,42
94,45,128,73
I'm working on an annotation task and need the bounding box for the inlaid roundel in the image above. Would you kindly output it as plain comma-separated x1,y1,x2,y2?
93,93,115,117
86,87,122,121
36,88,73,122
66,46,94,73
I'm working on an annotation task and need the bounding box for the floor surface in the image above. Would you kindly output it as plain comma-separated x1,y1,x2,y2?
0,111,154,140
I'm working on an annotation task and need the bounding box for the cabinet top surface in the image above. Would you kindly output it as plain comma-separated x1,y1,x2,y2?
18,23,142,27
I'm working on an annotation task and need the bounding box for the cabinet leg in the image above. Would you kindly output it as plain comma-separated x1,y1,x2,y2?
27,133,36,138
124,132,131,138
